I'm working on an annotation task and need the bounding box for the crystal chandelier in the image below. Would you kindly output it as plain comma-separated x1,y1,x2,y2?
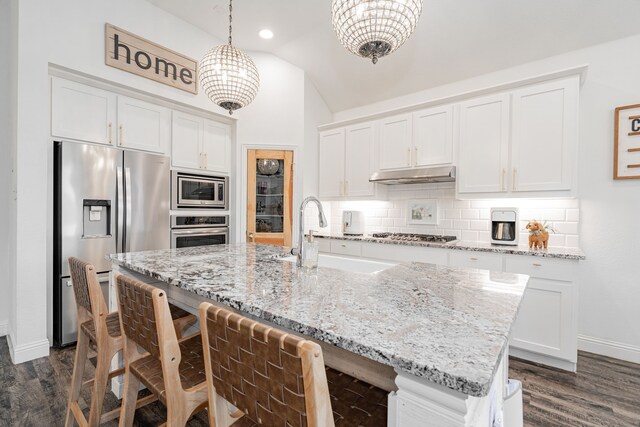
199,0,260,114
331,0,423,64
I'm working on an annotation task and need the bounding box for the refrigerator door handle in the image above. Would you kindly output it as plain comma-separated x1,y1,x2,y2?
116,166,124,253
125,167,132,253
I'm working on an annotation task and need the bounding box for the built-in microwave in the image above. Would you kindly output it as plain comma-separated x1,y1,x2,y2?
171,171,228,210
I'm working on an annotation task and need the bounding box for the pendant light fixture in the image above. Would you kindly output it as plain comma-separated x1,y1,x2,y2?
331,0,423,64
199,0,260,114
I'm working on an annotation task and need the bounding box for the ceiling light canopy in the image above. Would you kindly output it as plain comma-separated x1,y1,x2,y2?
199,0,260,114
331,0,423,64
259,29,274,40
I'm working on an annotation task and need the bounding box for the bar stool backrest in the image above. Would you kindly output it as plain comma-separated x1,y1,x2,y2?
67,257,110,335
200,303,335,427
115,274,163,358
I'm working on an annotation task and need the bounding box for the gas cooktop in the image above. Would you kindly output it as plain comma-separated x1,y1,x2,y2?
370,232,457,243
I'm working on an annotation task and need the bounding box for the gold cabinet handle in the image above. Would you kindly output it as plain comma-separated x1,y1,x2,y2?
470,257,479,261
414,146,418,166
513,168,517,191
501,168,506,191
200,153,204,169
532,262,542,267
108,123,113,144
345,180,349,195
341,244,347,247
204,152,208,169
119,125,123,146
407,147,411,166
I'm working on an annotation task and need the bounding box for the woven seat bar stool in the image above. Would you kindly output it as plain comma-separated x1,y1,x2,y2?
115,273,209,427
64,258,197,427
199,302,389,427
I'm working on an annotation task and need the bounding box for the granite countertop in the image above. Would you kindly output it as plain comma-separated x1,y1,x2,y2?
109,243,528,397
314,233,586,260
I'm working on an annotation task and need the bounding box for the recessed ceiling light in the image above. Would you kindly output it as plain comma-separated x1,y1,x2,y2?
259,29,274,40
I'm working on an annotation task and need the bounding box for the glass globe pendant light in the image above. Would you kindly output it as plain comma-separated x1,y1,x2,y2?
199,0,260,114
331,0,423,64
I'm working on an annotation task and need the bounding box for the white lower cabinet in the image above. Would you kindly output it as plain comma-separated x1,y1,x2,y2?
317,238,579,371
449,250,503,271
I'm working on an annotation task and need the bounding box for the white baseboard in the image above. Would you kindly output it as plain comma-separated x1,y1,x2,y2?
7,334,50,364
0,321,7,337
578,335,640,364
509,347,577,372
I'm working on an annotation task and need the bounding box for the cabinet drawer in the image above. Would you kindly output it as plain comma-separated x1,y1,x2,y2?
317,239,331,253
449,250,503,271
505,256,574,281
361,242,448,265
330,240,362,257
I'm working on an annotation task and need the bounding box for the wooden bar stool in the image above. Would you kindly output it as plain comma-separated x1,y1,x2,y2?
199,302,389,427
115,273,209,427
65,258,197,427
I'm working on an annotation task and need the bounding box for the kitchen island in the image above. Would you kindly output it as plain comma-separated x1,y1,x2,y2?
109,244,529,426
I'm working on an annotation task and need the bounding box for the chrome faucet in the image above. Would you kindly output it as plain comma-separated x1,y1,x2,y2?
297,196,327,267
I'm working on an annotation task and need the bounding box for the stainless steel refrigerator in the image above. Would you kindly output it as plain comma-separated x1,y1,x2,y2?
53,141,170,346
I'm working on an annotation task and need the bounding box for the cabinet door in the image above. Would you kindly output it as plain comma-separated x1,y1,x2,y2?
51,77,116,145
458,94,510,193
413,105,453,167
318,128,345,198
511,77,578,192
344,122,375,196
379,114,412,170
171,111,202,171
510,278,574,361
117,96,170,154
202,119,231,173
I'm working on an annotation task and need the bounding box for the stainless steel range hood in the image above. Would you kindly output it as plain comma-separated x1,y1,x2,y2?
369,166,456,185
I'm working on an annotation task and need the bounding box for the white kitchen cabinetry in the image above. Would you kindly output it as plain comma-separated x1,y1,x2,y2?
449,250,503,271
379,114,413,170
378,107,454,170
319,122,378,198
458,93,511,194
319,128,346,198
361,242,449,265
506,256,577,370
117,96,170,154
412,105,454,167
511,77,579,192
458,77,579,196
52,78,171,154
171,111,231,174
51,77,117,146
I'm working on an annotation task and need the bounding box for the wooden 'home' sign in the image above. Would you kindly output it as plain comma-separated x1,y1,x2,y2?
105,24,198,94
614,104,640,179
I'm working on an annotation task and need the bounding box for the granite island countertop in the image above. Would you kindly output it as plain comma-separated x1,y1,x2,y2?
109,243,528,397
313,233,586,260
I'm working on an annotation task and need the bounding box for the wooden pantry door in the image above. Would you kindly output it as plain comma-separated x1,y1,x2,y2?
247,149,293,246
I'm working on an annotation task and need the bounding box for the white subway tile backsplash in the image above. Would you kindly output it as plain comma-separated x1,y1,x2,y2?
319,186,581,249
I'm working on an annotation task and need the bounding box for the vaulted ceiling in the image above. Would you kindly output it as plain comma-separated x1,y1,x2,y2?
147,0,640,112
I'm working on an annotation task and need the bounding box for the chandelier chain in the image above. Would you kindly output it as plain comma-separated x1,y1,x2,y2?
228,0,233,45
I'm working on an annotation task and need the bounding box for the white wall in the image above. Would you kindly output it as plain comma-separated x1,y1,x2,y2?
9,0,321,362
0,0,14,337
303,76,332,199
332,35,640,362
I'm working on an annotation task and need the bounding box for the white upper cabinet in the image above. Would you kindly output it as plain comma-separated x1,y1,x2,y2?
319,128,346,198
379,114,413,170
413,105,454,167
202,119,231,173
51,77,117,145
117,96,170,154
511,77,579,192
344,122,376,196
171,111,202,170
171,111,231,174
458,93,510,194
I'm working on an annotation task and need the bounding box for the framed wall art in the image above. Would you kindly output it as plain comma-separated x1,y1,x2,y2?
407,199,438,225
614,104,640,180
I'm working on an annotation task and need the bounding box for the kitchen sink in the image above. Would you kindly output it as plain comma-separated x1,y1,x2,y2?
282,254,396,274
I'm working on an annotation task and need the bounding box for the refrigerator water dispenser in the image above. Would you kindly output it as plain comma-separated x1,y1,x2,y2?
83,199,111,238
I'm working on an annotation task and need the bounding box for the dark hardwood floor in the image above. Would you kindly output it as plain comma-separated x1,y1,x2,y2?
0,337,639,426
